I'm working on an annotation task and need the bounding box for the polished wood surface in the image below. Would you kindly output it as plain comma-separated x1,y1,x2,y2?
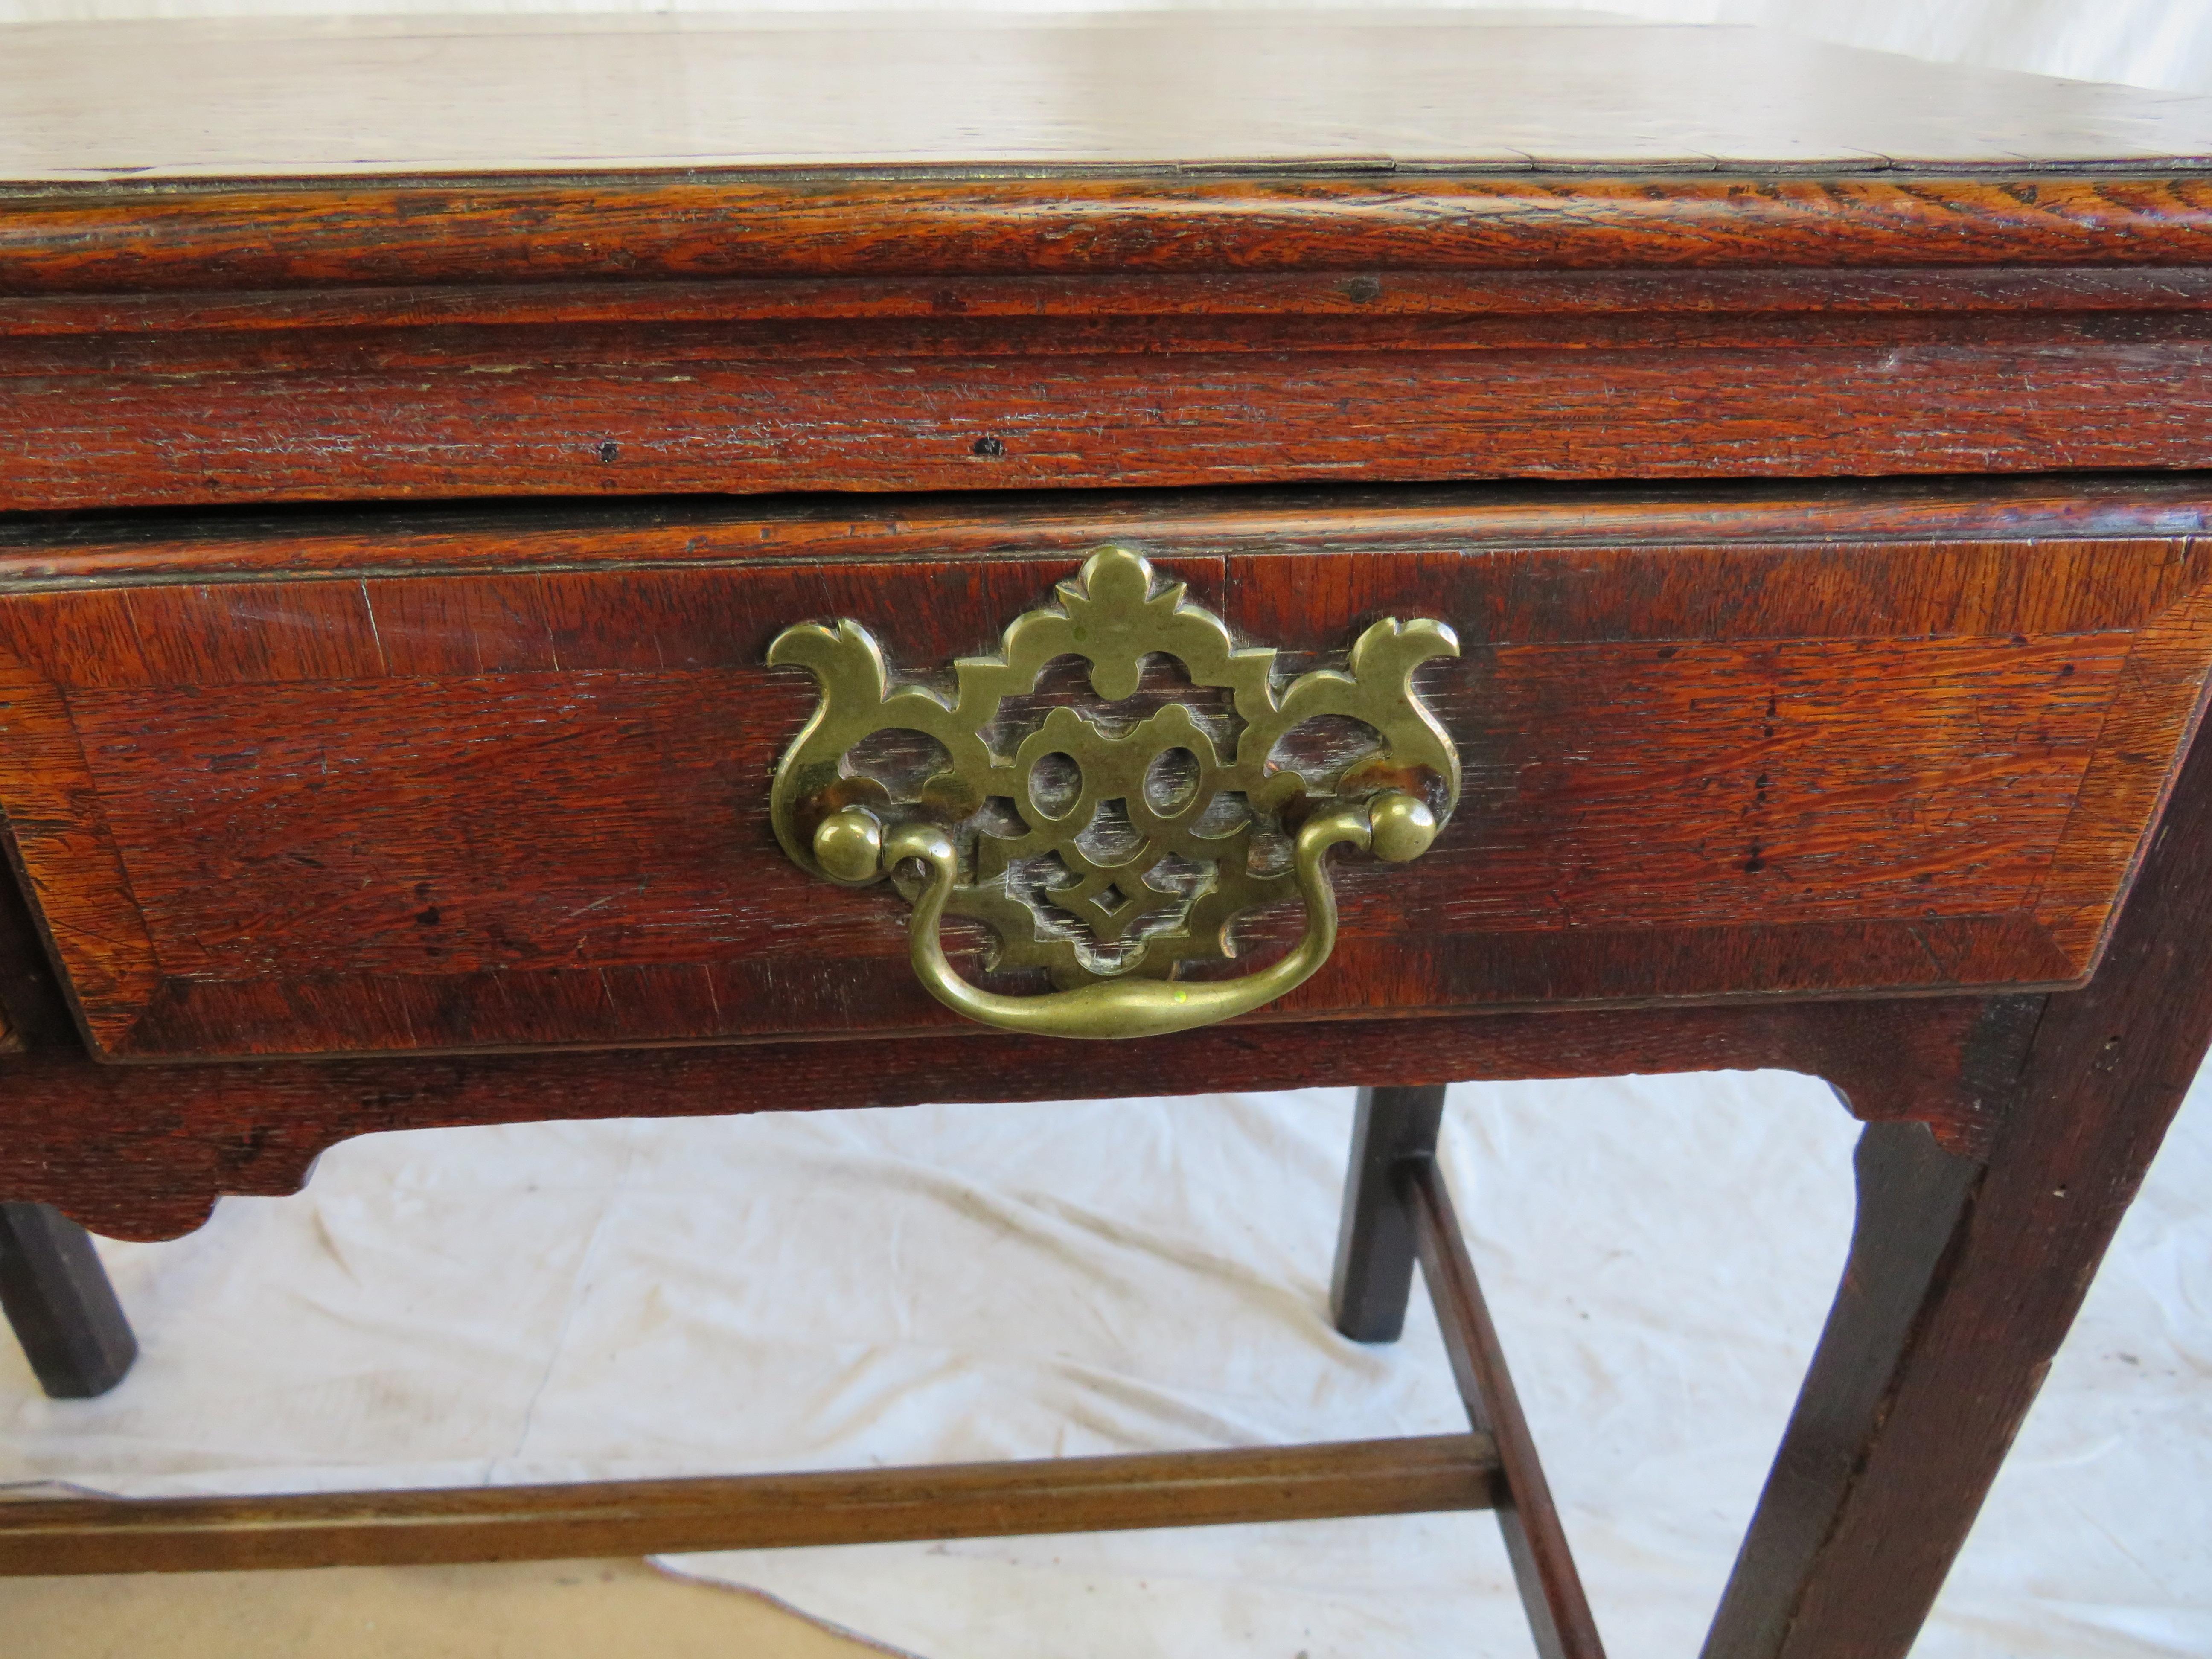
12,182,2212,296
7,180,2212,508
0,986,2034,1242
1703,680,2212,1659
4,11,2210,182
3,483,2201,1060
6,476,2212,584
0,1433,1496,1575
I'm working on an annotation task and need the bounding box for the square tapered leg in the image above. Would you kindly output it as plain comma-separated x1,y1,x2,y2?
1330,1084,1449,1342
0,1202,137,1399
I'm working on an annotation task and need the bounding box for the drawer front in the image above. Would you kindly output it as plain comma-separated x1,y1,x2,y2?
2,484,2208,1061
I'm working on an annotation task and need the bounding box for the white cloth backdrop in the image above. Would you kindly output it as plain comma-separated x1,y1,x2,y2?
3,1069,2207,1657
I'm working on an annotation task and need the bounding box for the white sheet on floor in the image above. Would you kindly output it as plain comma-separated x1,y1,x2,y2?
3,1068,2207,1657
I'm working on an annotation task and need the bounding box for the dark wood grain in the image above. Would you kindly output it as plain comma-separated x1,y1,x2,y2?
8,475,2212,586
1702,1124,1981,1659
0,995,2033,1242
9,177,2212,295
1410,1155,1607,1659
1704,717,2212,1659
0,842,73,1053
1,489,2202,1060
10,268,2212,342
3,171,2211,509
0,1433,1496,1575
12,335,2212,511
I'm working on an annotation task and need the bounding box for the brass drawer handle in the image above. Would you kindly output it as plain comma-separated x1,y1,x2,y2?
815,790,1435,1039
768,547,1459,1040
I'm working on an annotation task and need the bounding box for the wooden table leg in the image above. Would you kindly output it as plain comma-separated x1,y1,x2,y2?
0,1202,138,1399
1407,1153,1608,1659
1330,1083,1448,1341
1705,727,2212,1659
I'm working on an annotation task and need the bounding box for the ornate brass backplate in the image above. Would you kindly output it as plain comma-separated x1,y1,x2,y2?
767,547,1459,1038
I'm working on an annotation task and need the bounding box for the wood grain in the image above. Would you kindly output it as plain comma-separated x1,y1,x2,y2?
0,994,2035,1241
3,171,2211,509
0,1433,1495,1575
6,476,2210,588
0,492,2202,1059
1704,716,2212,1659
0,640,159,1027
1412,1156,1607,1659
12,335,2212,510
9,178,2212,295
9,268,2212,342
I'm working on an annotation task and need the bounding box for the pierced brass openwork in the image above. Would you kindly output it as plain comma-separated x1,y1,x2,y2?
766,547,1459,1039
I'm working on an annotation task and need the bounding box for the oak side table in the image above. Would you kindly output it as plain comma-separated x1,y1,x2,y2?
3,14,2211,1657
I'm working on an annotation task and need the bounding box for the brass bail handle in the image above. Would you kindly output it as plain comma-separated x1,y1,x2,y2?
811,792,1438,1040
765,545,1461,1042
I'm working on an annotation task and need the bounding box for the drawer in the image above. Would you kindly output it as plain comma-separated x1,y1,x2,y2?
1,478,2209,1062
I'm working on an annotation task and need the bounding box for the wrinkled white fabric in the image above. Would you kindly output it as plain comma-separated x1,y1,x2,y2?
2,1068,2207,1657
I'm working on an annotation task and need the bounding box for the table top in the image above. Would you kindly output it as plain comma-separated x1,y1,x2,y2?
4,8,2212,185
